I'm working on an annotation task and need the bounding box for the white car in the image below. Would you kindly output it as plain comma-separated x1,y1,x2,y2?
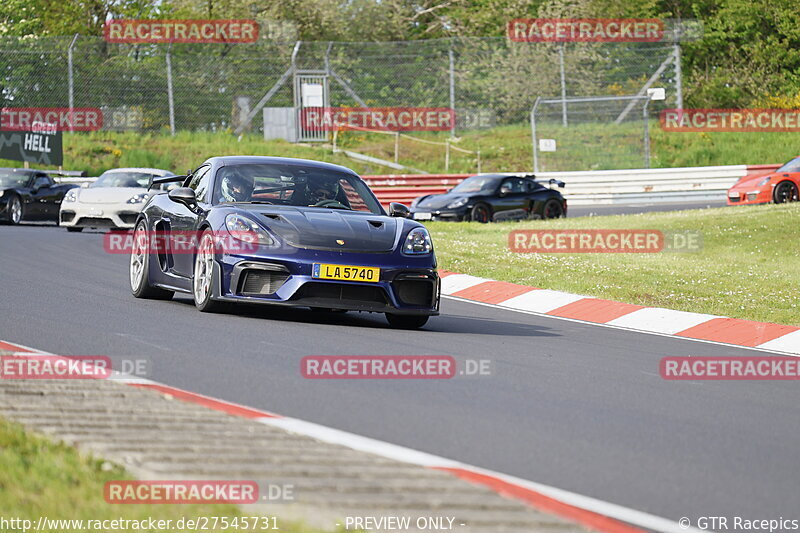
60,168,175,231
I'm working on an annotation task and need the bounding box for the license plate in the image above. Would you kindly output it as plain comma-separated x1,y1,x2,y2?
413,212,432,220
312,263,380,283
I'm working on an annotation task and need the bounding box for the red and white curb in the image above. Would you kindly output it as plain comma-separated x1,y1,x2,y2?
439,271,800,356
0,339,698,533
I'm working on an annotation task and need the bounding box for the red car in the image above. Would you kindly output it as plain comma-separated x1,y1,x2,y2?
727,156,800,205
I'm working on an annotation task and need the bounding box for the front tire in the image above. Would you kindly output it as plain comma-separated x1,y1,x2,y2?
542,198,565,219
774,181,799,203
130,221,174,300
193,230,224,312
386,313,429,329
470,203,491,223
8,195,23,225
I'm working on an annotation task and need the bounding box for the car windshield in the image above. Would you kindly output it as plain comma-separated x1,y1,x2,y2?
0,171,31,188
777,156,800,173
213,163,383,214
449,176,500,194
91,172,160,188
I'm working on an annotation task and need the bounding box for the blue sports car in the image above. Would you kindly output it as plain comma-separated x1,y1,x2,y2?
129,156,439,329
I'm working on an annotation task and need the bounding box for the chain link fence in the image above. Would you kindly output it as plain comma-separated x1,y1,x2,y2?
0,35,680,169
532,95,657,172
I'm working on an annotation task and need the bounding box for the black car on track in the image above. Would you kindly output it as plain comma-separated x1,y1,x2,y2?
410,173,567,223
0,168,79,225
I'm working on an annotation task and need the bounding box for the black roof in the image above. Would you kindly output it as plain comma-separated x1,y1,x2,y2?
466,173,536,180
210,156,358,176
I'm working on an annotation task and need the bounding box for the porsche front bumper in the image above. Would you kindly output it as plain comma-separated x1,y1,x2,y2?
209,250,440,316
60,201,144,229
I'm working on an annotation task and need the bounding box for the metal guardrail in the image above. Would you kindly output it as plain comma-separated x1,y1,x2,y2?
54,164,782,205
364,165,781,207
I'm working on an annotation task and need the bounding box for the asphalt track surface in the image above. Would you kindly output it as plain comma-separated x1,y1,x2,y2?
1,224,798,528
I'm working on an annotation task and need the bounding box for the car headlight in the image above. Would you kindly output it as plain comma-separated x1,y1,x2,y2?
63,189,78,203
225,214,274,246
402,227,433,255
126,192,150,204
758,176,772,186
446,197,468,209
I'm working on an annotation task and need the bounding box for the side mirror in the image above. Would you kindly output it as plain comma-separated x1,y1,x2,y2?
32,178,50,192
168,187,197,208
389,202,411,218
499,187,511,197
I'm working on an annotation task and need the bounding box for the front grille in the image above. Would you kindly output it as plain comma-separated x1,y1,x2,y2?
394,279,434,307
119,213,138,224
60,211,75,223
240,270,290,295
292,282,388,305
76,217,116,227
728,196,740,202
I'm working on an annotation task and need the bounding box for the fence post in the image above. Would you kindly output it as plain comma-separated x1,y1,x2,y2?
394,132,400,164
445,139,450,171
674,42,683,111
67,34,79,133
476,149,481,174
643,99,651,168
530,97,541,172
559,43,567,127
166,43,176,136
448,47,456,138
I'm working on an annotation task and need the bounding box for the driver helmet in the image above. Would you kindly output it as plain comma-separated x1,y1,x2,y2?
307,176,340,204
220,168,254,203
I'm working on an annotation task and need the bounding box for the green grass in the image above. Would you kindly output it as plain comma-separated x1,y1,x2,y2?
426,203,800,326
334,122,797,173
0,130,375,177
1,124,796,176
0,416,320,532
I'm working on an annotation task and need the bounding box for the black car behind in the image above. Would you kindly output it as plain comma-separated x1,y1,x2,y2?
0,168,79,225
410,174,566,223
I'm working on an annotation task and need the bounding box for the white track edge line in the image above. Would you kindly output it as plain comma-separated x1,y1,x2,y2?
257,416,699,533
1,338,693,532
442,295,800,358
